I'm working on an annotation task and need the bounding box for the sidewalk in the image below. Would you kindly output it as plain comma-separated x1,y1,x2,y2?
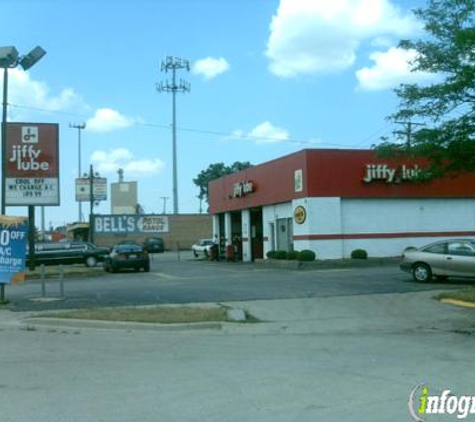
1,289,473,336
1,290,475,422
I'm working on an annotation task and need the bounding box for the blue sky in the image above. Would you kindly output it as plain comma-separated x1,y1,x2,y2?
0,0,432,228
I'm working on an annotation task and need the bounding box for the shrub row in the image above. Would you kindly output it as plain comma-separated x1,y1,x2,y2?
267,249,373,260
266,249,316,262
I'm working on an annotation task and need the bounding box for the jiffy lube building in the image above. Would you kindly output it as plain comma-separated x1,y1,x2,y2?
208,149,475,261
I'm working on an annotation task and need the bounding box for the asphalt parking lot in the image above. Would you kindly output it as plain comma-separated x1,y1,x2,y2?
2,252,475,422
3,251,470,312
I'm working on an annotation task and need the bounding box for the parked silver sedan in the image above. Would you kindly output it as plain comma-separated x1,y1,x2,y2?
400,239,475,282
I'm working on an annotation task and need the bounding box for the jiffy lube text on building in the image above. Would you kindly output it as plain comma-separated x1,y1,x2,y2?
363,164,421,183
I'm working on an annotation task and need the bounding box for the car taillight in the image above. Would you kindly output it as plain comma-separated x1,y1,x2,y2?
117,254,126,259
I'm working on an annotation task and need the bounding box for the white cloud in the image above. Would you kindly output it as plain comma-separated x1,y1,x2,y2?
86,108,138,132
192,57,230,80
91,148,165,177
5,68,85,117
266,0,420,78
356,47,437,91
248,121,289,144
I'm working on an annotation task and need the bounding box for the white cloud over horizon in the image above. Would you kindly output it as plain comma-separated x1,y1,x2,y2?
86,108,139,132
91,148,165,177
266,0,420,78
4,68,86,119
355,47,438,91
2,69,143,133
192,57,230,80
248,121,289,144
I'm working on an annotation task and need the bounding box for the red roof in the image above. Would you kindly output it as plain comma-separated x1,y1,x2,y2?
209,149,475,214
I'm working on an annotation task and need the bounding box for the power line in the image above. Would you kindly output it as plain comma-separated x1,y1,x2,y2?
8,102,381,149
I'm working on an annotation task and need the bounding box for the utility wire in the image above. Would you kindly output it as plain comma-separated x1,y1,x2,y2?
8,102,378,148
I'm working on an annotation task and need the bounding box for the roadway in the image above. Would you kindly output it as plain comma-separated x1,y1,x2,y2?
4,252,468,312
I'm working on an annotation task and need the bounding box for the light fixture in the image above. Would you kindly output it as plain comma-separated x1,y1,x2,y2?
0,46,19,68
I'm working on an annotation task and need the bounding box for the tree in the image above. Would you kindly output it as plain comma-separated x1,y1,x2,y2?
379,0,475,177
193,161,253,205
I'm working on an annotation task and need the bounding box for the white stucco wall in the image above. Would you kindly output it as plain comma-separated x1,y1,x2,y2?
218,197,475,261
292,198,344,259
340,198,475,257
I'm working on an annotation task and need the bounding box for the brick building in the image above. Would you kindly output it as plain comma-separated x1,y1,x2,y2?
92,214,212,250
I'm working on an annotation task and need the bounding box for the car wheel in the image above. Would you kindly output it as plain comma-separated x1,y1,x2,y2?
85,256,98,267
144,262,150,272
193,250,198,258
412,263,432,282
104,262,110,272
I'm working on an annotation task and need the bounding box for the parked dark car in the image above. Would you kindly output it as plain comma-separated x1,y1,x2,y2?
27,241,109,267
144,237,164,253
104,244,150,273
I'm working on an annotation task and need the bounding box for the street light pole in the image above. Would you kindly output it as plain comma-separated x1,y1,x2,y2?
70,123,86,222
1,66,8,216
0,45,46,214
0,46,46,303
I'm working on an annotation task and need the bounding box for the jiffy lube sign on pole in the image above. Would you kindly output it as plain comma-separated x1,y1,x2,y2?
5,123,60,206
0,216,28,284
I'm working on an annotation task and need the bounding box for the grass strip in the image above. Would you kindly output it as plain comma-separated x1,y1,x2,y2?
436,288,475,304
40,305,231,324
25,266,104,280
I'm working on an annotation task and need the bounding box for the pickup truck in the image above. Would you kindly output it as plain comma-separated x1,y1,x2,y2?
27,241,109,267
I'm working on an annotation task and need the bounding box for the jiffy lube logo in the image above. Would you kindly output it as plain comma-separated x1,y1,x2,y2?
409,384,475,420
8,127,50,171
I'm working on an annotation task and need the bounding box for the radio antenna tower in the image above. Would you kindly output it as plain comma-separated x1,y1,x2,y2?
157,56,190,215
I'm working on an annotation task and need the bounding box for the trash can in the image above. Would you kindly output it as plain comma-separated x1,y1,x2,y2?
226,244,235,262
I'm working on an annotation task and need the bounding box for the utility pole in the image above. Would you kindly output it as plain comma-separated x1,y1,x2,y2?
160,196,169,214
394,121,425,148
157,56,190,215
69,122,86,222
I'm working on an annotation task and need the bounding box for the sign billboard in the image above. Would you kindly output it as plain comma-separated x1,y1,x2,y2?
5,123,60,206
0,216,28,284
94,215,169,234
75,177,107,202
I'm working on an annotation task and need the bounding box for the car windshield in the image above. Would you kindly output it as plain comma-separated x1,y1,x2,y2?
115,245,142,253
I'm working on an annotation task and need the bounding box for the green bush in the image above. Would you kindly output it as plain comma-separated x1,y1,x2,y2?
298,249,316,262
266,250,277,259
274,250,288,260
287,250,299,260
351,249,368,259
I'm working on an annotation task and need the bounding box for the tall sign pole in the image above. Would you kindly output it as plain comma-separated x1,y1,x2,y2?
4,123,60,272
157,57,190,215
70,122,86,222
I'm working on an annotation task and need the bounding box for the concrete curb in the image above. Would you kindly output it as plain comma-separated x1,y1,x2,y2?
254,257,400,270
20,317,223,332
440,298,475,309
